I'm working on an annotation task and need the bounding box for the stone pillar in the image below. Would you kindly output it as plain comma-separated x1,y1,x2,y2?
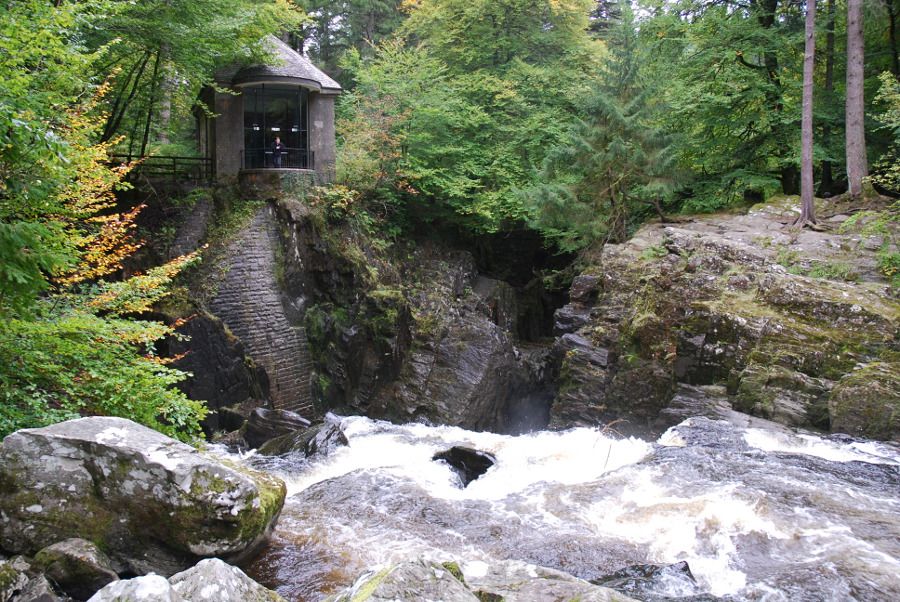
213,89,244,178
309,92,337,183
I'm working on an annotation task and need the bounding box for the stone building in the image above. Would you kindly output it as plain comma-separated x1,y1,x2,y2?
196,36,341,183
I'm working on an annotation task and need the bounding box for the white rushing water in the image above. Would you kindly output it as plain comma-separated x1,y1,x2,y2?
240,416,900,602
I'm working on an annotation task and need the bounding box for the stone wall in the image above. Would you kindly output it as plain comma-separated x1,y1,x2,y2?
309,93,336,183
209,205,315,416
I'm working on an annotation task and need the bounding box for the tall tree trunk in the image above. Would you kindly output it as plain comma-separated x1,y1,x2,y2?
140,50,163,158
888,0,899,77
845,0,868,196
156,43,172,145
799,0,817,224
819,0,836,195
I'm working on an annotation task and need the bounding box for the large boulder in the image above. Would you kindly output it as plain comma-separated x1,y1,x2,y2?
0,417,286,576
87,575,181,602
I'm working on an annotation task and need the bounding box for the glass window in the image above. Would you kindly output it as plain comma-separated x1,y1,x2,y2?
242,85,309,168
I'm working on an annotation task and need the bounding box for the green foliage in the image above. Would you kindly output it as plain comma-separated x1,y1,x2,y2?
0,1,209,441
639,0,802,207
337,0,600,234
872,71,900,191
523,4,674,250
0,306,206,442
82,0,303,152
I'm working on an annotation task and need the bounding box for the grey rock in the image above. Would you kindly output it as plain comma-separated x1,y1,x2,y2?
169,558,285,602
0,417,286,576
465,560,637,602
242,408,312,449
0,558,30,602
33,538,118,601
257,416,348,457
326,560,478,602
548,196,899,439
87,575,182,602
12,574,64,602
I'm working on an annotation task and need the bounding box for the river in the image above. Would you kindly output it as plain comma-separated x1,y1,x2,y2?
237,415,900,601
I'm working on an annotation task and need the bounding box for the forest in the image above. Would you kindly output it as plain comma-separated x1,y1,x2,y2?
1,0,898,439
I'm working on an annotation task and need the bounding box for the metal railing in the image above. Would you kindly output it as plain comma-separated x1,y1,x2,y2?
241,147,314,170
109,154,212,183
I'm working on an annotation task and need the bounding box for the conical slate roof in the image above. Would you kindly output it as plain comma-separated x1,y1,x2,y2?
230,36,341,94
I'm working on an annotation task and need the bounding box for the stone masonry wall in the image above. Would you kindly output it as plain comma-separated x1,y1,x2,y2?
209,205,315,416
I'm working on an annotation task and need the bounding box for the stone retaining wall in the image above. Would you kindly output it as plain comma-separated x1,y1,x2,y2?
209,205,315,416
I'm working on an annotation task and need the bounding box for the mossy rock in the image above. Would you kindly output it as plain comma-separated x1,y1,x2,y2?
0,417,286,576
829,362,900,442
734,364,830,428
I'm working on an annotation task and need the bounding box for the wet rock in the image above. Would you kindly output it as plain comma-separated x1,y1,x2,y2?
242,408,312,449
326,560,479,602
87,575,181,602
733,364,831,429
304,421,350,456
0,417,286,576
169,558,285,602
592,561,707,600
365,252,531,432
33,538,118,600
257,416,349,457
433,447,496,487
465,559,637,601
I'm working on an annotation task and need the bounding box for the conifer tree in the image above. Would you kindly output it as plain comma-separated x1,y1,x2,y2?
525,2,673,250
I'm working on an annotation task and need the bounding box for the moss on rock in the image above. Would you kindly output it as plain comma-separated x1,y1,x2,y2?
829,362,900,442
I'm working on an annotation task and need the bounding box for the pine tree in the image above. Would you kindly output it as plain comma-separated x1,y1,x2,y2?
525,2,673,250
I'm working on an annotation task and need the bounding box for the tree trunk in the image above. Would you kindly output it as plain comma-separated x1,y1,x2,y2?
156,44,172,145
818,0,836,195
140,50,163,158
845,0,868,196
889,0,899,77
799,0,817,224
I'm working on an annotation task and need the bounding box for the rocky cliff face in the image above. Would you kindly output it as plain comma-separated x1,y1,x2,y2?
167,188,897,442
550,197,899,440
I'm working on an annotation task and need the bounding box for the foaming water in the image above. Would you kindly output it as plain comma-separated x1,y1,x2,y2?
743,428,900,465
274,417,653,500
237,416,900,601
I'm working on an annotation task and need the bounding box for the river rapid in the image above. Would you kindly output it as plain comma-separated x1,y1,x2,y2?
237,415,900,601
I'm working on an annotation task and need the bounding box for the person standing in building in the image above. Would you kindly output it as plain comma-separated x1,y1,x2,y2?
272,136,285,168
